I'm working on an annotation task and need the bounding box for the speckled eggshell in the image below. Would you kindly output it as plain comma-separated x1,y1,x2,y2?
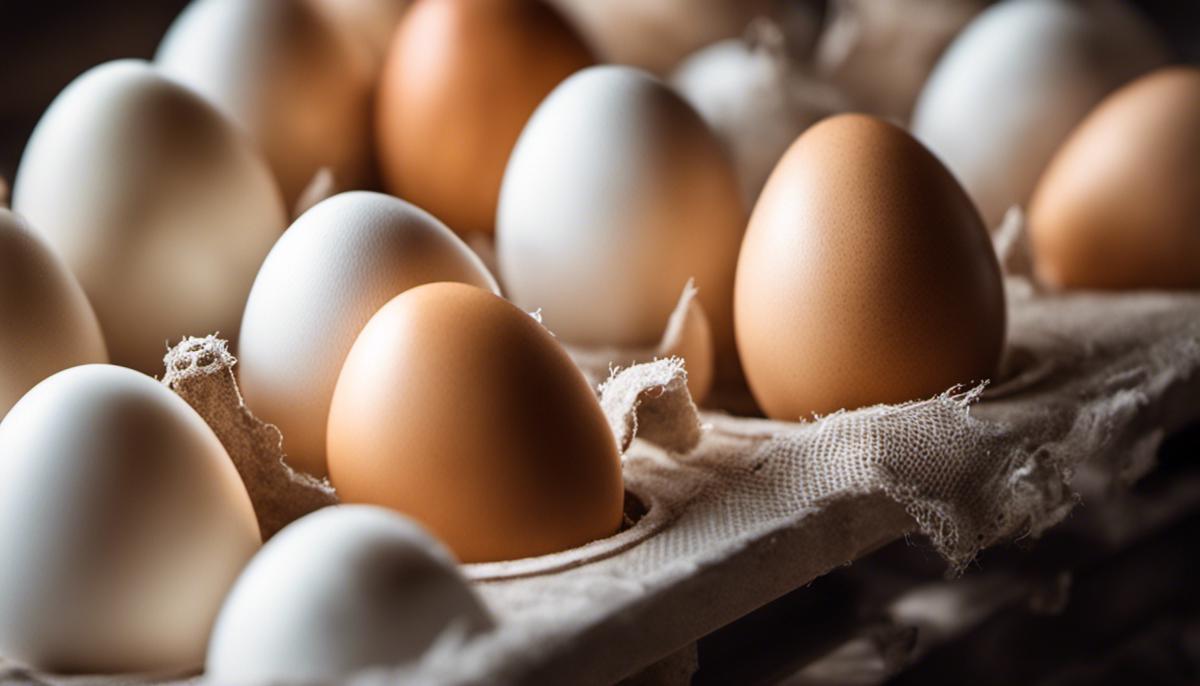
376,0,594,237
0,365,260,673
910,0,1166,230
497,65,745,371
735,114,1006,421
12,60,285,375
157,0,374,206
206,506,492,684
1030,67,1200,290
0,210,107,419
327,282,624,563
238,192,498,478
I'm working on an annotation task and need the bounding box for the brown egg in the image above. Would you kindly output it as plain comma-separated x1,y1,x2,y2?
327,282,623,562
376,0,594,236
1029,67,1200,290
735,114,1006,421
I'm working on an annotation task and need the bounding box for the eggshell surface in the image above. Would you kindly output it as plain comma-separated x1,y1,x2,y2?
910,0,1166,229
736,114,1006,421
377,0,593,237
311,0,409,72
327,283,624,563
1030,67,1200,290
238,192,498,478
12,60,285,375
157,0,374,206
0,364,260,673
498,65,744,366
672,31,844,205
207,506,492,684
0,210,107,418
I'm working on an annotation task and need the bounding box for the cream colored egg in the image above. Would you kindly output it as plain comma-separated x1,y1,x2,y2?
238,192,498,478
497,65,744,375
671,25,845,205
206,506,491,684
12,60,285,375
0,364,260,673
311,0,409,72
548,0,774,74
0,210,107,418
156,0,374,206
910,0,1166,229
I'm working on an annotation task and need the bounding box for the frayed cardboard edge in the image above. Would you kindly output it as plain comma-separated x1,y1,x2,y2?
162,335,337,541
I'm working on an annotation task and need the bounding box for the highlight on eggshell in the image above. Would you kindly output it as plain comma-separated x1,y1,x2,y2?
1029,66,1200,291
497,64,745,383
376,0,595,238
735,114,1006,421
238,191,499,479
156,0,375,208
327,282,625,563
206,506,492,685
910,0,1167,230
12,59,286,375
0,364,260,674
0,209,107,420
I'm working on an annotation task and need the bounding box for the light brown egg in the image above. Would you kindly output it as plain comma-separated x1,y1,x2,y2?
327,282,623,563
376,0,594,237
1029,67,1200,290
735,114,1006,421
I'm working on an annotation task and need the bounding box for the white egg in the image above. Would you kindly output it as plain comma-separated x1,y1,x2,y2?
497,65,744,370
910,0,1166,229
206,505,491,684
12,60,285,375
672,25,844,205
0,209,107,418
156,0,374,206
0,364,260,673
238,191,499,478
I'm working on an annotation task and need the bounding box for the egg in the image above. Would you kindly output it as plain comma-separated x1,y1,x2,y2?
814,0,989,122
548,0,774,74
376,0,594,237
910,0,1166,229
207,506,492,684
311,0,409,73
238,192,498,478
0,364,260,673
327,282,623,563
0,210,107,418
1029,67,1200,290
12,60,285,375
735,114,1006,421
497,65,745,375
671,23,846,205
157,0,374,207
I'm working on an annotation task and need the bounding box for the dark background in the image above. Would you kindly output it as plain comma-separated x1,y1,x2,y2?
1,0,1198,183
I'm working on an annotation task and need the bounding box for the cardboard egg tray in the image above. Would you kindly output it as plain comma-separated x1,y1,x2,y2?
3,282,1199,686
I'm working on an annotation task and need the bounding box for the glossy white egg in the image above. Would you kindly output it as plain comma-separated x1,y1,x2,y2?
206,506,491,684
0,365,260,673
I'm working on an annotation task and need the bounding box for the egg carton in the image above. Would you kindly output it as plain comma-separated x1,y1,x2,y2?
4,272,1196,686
